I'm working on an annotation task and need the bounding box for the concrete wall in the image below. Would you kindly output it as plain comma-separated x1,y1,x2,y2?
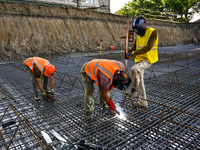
0,1,199,57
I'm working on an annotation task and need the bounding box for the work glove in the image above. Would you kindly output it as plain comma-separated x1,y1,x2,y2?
106,98,117,113
109,85,114,91
128,51,134,56
51,89,54,97
125,47,132,60
42,92,47,99
128,51,136,58
125,52,130,60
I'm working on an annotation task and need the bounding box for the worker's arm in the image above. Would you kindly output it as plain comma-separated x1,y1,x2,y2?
129,40,136,52
49,76,54,90
134,30,158,55
35,77,45,93
97,70,116,112
101,89,117,112
101,89,110,102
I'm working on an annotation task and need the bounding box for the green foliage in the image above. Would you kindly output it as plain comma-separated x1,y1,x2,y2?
162,0,199,21
115,0,200,22
115,0,164,18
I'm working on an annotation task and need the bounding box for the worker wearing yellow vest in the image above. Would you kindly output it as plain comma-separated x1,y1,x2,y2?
80,59,131,119
125,16,158,108
24,57,55,100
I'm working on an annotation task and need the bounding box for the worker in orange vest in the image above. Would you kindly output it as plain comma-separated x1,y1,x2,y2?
80,59,131,119
24,57,55,100
125,16,158,108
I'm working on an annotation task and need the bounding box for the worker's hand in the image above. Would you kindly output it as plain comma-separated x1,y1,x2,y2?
42,92,47,99
125,49,131,60
125,52,130,60
128,51,136,58
51,89,54,97
106,98,117,113
125,47,133,60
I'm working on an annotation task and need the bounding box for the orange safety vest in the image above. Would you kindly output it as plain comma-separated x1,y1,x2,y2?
135,27,158,64
24,57,50,75
85,59,124,85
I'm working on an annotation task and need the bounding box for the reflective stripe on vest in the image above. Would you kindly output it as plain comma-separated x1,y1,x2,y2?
135,27,158,64
88,59,102,83
86,59,123,85
24,57,50,75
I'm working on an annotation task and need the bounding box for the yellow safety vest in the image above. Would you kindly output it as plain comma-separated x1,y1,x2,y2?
135,27,158,64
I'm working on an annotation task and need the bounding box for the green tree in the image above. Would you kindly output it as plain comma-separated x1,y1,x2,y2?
115,0,164,18
162,0,199,22
115,0,200,22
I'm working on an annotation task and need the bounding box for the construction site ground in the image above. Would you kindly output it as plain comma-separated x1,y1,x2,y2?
0,44,200,150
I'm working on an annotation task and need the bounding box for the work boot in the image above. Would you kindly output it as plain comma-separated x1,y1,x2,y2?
34,94,40,100
44,89,50,94
129,88,137,98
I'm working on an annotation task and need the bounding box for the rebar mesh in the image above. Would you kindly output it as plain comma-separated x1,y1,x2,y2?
0,49,200,150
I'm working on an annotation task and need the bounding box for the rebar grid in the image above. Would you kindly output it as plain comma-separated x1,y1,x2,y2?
0,105,51,150
0,49,199,150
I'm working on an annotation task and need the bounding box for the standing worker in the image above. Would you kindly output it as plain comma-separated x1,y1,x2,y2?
24,57,55,100
80,59,131,119
125,16,158,108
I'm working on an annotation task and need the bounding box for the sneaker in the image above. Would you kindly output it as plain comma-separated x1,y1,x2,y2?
85,111,93,119
44,89,50,94
129,88,137,98
34,94,40,100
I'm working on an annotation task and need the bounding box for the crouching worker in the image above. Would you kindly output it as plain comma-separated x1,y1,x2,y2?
24,57,55,100
80,59,131,119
